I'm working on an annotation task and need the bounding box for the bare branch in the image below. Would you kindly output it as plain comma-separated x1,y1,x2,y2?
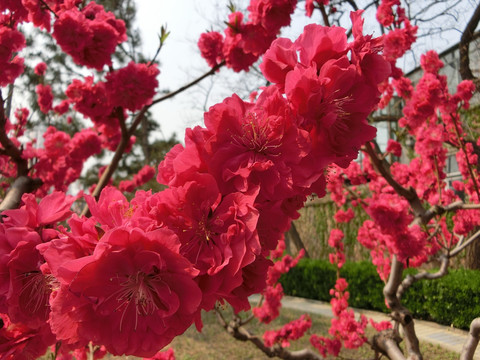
383,257,423,360
372,329,406,360
215,306,322,360
150,61,225,106
450,228,480,257
420,201,480,225
397,254,449,300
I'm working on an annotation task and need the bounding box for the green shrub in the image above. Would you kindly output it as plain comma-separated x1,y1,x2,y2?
340,261,386,312
281,258,336,300
280,259,480,330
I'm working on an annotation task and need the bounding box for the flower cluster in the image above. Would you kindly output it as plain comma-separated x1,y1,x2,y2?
263,314,312,347
0,24,25,86
53,2,127,70
119,165,156,193
198,0,298,71
0,2,391,358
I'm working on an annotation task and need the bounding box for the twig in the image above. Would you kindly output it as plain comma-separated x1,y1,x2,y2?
150,61,225,106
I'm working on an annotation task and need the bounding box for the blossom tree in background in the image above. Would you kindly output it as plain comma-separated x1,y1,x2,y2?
0,1,479,360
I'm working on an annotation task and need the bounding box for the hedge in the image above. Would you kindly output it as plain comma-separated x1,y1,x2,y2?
280,258,480,330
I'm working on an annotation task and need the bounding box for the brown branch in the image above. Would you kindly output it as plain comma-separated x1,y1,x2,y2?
460,318,480,360
371,329,406,360
150,61,225,106
383,256,423,360
81,110,132,216
319,4,330,27
420,201,480,225
0,176,42,214
215,307,322,360
370,114,400,123
450,228,480,257
459,2,480,87
364,141,425,217
396,255,449,300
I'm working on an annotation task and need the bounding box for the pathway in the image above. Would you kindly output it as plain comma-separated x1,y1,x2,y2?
250,294,479,359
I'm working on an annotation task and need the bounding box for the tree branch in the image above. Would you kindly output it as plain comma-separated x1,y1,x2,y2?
459,2,480,88
372,329,406,360
150,62,225,106
0,176,42,214
364,141,425,217
450,228,480,257
383,256,422,360
396,254,449,300
460,318,480,360
215,307,322,360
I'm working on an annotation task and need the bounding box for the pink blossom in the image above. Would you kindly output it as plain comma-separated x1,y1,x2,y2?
386,139,402,157
34,62,47,76
36,84,53,114
105,62,159,111
0,26,25,64
66,77,112,119
143,348,176,360
420,50,444,74
48,227,201,357
263,314,311,347
334,208,354,223
198,31,224,68
53,3,126,70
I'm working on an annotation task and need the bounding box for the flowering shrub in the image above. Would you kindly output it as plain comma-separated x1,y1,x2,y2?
0,0,479,359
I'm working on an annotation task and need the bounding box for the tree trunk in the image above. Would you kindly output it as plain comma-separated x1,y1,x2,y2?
465,234,480,269
285,222,310,257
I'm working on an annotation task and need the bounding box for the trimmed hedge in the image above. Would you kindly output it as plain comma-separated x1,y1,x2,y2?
280,258,480,330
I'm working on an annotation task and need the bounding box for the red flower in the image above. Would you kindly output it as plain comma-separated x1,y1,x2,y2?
48,227,201,357
34,62,47,76
204,86,312,199
386,139,402,157
53,3,126,70
198,31,224,68
260,37,297,90
36,84,53,114
149,173,261,311
105,62,159,112
0,315,54,360
0,26,26,86
66,77,112,120
248,0,296,30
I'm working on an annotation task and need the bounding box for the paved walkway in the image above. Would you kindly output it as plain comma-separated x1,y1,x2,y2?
250,294,479,359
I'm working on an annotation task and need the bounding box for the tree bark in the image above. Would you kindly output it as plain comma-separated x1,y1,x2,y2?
0,176,42,214
460,317,480,360
459,1,480,88
285,222,310,257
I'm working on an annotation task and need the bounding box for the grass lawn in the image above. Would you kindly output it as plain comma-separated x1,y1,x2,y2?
98,307,459,360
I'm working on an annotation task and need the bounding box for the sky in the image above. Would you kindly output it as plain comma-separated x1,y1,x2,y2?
134,0,478,143
135,0,231,141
